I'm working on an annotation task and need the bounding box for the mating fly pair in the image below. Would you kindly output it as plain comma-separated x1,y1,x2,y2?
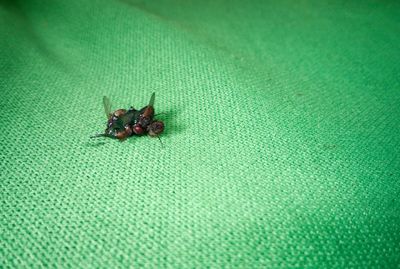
91,92,164,141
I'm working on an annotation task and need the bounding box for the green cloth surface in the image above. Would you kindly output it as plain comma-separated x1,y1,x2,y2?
1,0,400,267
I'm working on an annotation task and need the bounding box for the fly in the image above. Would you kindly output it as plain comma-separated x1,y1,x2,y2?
91,92,164,141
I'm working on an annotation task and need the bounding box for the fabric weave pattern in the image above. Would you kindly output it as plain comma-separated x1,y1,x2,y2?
1,0,399,268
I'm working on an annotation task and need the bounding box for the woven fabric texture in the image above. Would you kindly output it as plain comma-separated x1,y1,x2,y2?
1,0,400,268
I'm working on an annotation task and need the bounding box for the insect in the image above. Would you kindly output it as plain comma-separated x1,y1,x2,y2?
91,92,164,141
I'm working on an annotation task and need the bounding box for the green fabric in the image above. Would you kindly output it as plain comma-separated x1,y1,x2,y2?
1,0,400,267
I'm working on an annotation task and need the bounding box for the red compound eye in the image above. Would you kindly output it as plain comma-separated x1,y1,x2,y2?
148,121,164,137
133,124,144,135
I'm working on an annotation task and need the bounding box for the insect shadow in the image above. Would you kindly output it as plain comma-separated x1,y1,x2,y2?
151,106,185,139
85,141,107,147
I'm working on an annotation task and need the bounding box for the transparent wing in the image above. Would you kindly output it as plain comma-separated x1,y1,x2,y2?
103,96,112,118
148,92,155,107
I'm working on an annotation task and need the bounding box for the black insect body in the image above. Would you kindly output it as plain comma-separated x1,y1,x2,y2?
92,92,164,140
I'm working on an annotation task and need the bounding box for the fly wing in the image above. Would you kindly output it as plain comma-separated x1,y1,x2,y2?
140,92,155,120
148,92,155,107
103,96,112,118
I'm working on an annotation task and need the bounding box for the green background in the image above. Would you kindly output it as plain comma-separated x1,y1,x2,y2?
1,0,399,268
